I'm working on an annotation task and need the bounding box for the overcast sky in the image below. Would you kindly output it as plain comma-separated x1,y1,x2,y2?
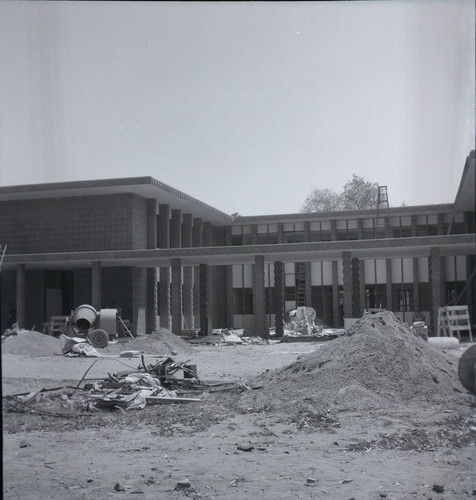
0,1,474,215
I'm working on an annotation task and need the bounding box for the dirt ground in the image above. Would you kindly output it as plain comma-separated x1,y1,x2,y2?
2,338,476,500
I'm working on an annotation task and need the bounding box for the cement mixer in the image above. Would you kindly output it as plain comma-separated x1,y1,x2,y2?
66,304,123,348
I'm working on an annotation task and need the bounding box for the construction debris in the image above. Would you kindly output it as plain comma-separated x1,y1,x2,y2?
85,355,203,411
61,335,102,357
4,354,203,415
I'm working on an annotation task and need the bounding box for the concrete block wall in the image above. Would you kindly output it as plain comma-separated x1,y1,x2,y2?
0,193,148,253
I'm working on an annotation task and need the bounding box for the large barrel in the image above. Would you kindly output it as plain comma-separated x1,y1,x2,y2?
71,304,98,332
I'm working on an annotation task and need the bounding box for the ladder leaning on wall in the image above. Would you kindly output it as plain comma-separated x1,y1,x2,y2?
296,263,306,307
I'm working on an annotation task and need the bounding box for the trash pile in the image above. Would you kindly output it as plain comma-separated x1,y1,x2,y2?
1,329,64,356
5,355,202,416
85,355,202,411
238,311,468,415
283,306,342,340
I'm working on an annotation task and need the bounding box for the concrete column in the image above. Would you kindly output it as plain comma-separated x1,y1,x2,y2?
303,221,310,242
437,213,445,235
16,264,26,329
251,225,258,245
304,261,312,306
146,199,158,249
385,259,393,311
429,247,442,335
158,205,170,329
332,261,341,327
146,268,158,333
357,218,364,239
159,267,170,329
225,265,234,328
413,258,420,313
146,199,158,333
359,260,365,315
411,215,418,237
274,261,284,337
182,214,193,248
181,214,194,330
467,255,475,325
91,261,101,310
170,209,182,249
253,255,268,338
225,226,233,246
182,266,193,329
192,218,203,327
331,220,337,241
463,212,471,233
351,257,361,317
202,222,212,247
133,267,147,335
192,218,203,247
171,258,182,335
439,255,446,306
199,264,211,335
342,252,352,318
158,204,170,249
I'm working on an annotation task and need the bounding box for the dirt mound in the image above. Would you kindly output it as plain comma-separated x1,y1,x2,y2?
2,330,63,357
102,328,193,355
239,312,467,414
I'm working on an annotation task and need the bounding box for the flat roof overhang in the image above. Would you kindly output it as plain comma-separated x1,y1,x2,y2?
0,177,233,226
2,235,475,270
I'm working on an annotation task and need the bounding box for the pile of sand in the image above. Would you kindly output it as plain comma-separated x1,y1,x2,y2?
239,312,467,414
2,330,63,357
102,328,193,355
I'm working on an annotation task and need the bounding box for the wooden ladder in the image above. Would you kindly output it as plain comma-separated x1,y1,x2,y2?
296,263,306,307
374,186,392,238
437,305,473,342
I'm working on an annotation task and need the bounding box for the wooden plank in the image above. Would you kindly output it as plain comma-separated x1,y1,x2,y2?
146,396,200,404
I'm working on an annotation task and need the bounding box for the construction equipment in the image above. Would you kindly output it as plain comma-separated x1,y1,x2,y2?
65,304,133,348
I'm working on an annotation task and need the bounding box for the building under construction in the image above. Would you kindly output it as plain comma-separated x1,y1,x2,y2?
0,151,474,338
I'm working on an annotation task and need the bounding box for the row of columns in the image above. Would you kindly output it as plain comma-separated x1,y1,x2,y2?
157,204,215,335
11,241,458,338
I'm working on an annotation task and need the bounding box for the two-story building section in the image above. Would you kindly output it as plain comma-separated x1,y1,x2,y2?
1,151,474,338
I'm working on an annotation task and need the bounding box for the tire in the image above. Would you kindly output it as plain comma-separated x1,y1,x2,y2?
88,329,109,349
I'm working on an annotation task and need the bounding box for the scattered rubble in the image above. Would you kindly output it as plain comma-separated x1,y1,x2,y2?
4,354,203,416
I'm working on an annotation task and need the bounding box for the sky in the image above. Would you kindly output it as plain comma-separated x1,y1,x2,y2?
0,0,474,216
